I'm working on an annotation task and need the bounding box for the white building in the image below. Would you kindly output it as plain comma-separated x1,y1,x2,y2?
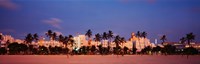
0,33,15,43
0,32,155,52
129,32,154,52
74,35,87,47
0,33,16,47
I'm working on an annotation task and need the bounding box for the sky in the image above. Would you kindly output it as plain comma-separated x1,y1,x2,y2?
0,0,200,43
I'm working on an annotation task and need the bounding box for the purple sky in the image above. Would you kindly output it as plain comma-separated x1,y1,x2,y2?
0,0,200,43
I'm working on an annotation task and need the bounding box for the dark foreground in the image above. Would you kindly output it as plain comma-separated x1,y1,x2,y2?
0,55,200,64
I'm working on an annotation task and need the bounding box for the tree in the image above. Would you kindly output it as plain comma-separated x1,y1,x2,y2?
108,30,114,43
152,46,161,55
162,44,176,55
6,40,10,45
113,35,121,55
141,46,152,54
119,37,126,55
68,35,74,46
63,36,68,45
52,32,57,40
185,32,196,58
7,42,27,55
141,31,147,38
68,35,75,55
183,47,198,59
0,47,7,55
46,30,53,40
19,44,28,54
141,31,147,47
186,32,195,45
33,33,39,42
102,32,108,54
80,46,87,55
8,43,19,54
85,29,92,38
29,45,37,54
24,33,33,54
132,47,137,54
85,29,92,45
160,35,167,45
54,46,62,54
25,33,34,44
94,33,102,55
94,33,101,42
136,31,142,50
136,31,141,38
123,46,129,54
107,30,114,54
38,46,49,55
184,47,198,55
58,34,64,43
102,32,108,40
91,45,96,54
180,37,186,44
114,35,121,48
120,37,126,43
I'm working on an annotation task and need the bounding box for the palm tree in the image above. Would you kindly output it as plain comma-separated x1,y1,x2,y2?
136,31,141,38
135,31,142,50
46,30,53,40
141,31,147,38
25,33,34,54
186,32,195,45
120,37,126,55
68,35,74,46
120,37,126,44
58,34,64,42
160,35,167,45
113,35,121,54
94,33,101,42
33,33,39,42
114,35,121,47
180,37,186,44
102,32,108,40
94,33,102,55
141,31,147,47
68,35,75,55
52,32,57,40
102,32,108,45
85,29,92,46
102,32,108,54
25,33,34,44
107,30,114,46
63,36,68,45
63,36,69,54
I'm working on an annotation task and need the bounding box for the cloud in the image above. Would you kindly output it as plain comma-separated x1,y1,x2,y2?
43,18,62,29
54,31,63,36
0,0,19,10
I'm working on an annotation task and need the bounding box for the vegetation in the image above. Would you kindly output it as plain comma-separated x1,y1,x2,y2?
0,30,199,56
160,35,167,45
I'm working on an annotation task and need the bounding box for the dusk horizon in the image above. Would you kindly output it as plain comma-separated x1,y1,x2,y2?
1,1,200,64
1,0,200,43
